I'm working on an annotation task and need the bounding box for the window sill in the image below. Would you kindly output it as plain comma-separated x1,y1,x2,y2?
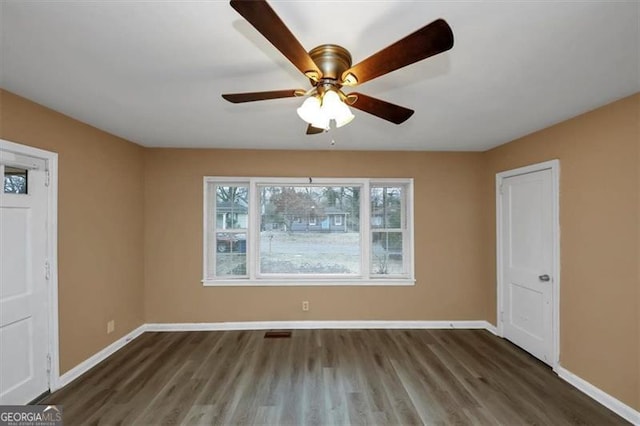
201,278,416,287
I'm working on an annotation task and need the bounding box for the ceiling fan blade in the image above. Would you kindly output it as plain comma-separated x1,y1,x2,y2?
230,0,322,80
341,19,453,86
306,124,325,135
348,93,414,124
222,89,305,103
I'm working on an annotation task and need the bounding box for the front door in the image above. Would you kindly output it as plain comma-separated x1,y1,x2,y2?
500,167,555,365
0,160,49,404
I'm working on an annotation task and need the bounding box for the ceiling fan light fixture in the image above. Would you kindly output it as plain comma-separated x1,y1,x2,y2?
298,91,353,130
299,89,354,129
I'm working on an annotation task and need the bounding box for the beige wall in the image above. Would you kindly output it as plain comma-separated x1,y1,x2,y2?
482,93,640,410
0,90,146,374
144,149,487,323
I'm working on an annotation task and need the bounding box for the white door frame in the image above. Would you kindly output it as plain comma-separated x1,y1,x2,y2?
0,138,59,394
496,159,560,370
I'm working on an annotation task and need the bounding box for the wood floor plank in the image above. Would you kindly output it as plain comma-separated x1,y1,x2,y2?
367,332,423,425
42,329,629,425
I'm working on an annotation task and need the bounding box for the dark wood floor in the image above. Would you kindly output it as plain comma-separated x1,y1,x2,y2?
43,329,627,425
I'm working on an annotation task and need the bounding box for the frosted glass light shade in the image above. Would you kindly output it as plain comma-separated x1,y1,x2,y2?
334,102,355,128
297,96,321,124
311,113,330,130
321,90,341,110
322,90,355,128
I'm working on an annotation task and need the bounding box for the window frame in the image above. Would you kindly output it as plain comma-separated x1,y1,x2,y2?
203,176,415,286
370,183,412,278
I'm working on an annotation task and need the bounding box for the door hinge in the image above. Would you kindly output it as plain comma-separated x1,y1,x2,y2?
45,170,50,187
499,184,503,195
500,311,504,322
46,353,51,374
45,261,50,280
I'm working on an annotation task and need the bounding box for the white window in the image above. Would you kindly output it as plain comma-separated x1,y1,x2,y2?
370,185,410,276
203,177,414,286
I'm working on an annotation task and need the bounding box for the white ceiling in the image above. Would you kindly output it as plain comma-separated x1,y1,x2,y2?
1,1,638,151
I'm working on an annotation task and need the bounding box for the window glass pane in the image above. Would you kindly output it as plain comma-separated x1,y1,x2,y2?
207,183,248,278
371,184,407,276
259,186,360,275
3,167,28,194
371,186,403,229
216,186,248,230
371,231,404,275
215,232,247,276
216,232,246,253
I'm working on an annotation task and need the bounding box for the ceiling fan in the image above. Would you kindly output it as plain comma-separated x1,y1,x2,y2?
221,0,454,135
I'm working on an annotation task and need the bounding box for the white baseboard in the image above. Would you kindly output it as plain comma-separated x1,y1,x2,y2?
556,366,640,425
144,320,493,332
53,324,146,391
484,322,498,335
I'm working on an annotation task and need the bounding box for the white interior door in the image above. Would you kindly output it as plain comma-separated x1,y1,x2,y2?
500,167,555,365
0,161,50,404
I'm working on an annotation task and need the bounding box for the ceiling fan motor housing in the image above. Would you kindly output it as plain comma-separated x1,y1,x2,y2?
308,44,352,86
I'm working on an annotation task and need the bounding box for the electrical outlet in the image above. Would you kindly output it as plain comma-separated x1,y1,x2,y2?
302,301,309,312
107,320,115,334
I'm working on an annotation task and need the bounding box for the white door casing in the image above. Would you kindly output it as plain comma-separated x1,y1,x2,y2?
497,160,560,368
0,140,59,403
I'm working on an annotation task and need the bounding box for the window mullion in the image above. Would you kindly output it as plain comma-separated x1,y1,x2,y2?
406,180,414,279
203,179,212,281
406,185,411,277
362,181,371,279
249,180,258,280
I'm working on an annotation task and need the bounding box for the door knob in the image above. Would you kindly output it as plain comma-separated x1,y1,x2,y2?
538,274,550,282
